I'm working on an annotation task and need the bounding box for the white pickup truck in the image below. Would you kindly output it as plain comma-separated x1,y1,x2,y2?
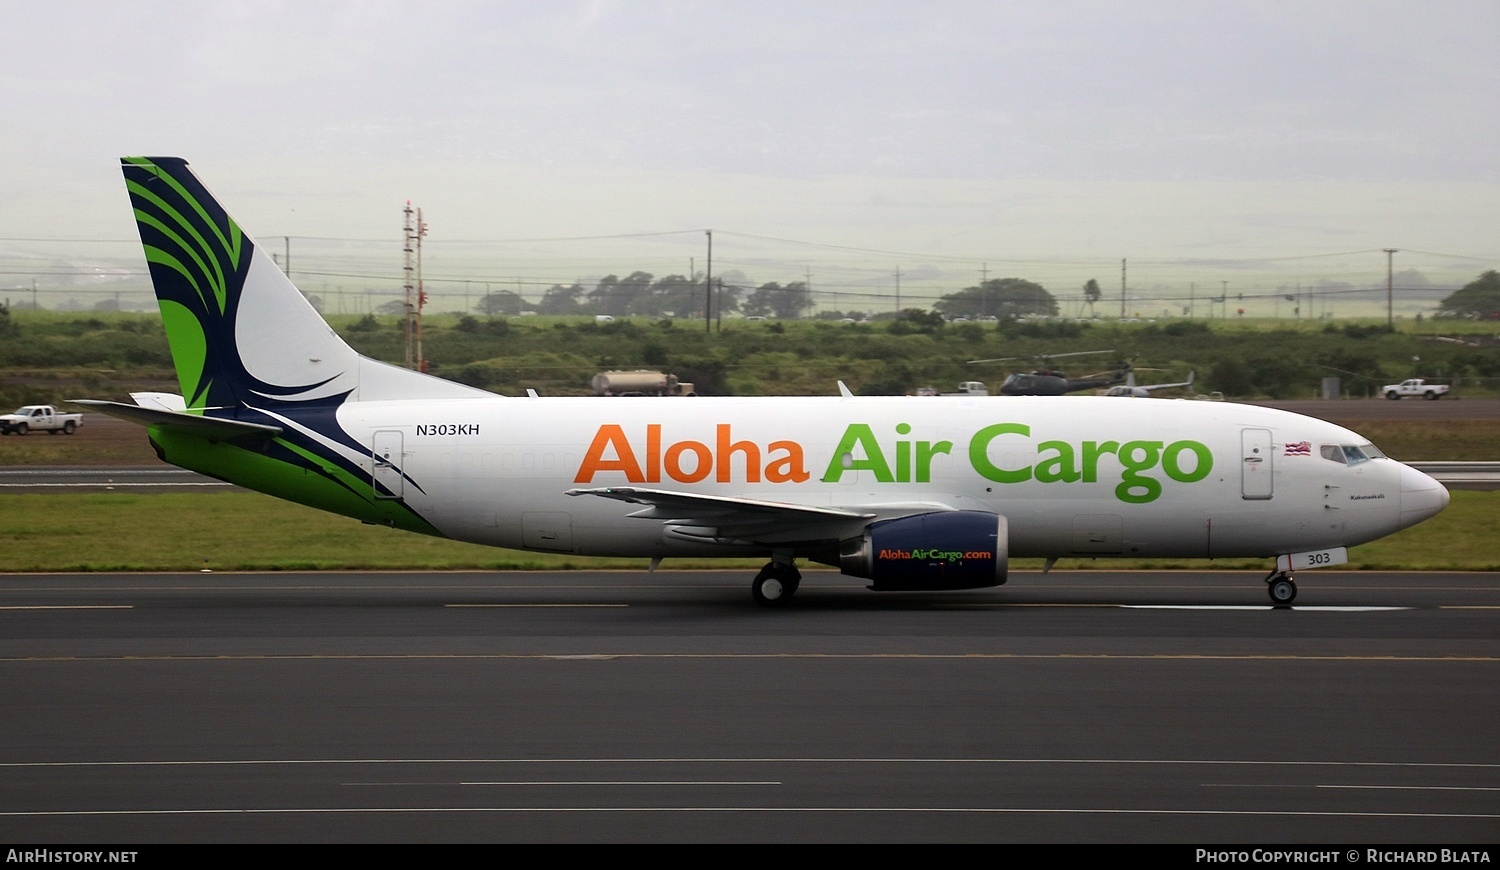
0,405,84,435
1382,379,1450,400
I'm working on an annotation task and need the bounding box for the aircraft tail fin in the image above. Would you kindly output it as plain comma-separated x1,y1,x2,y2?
121,157,490,413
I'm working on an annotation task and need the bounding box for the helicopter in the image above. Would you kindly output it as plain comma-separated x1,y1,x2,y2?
1104,370,1196,398
967,350,1129,397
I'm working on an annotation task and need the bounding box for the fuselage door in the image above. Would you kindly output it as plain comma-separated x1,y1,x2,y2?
1241,428,1273,500
372,429,404,499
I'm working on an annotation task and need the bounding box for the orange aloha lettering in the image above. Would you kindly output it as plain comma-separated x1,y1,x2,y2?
574,424,643,483
574,424,809,485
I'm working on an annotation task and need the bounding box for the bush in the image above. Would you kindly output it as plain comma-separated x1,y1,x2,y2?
348,314,380,332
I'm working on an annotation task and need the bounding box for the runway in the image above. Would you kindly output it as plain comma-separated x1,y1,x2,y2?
1,569,1496,843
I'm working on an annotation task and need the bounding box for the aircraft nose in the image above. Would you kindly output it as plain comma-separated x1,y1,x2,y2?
1398,462,1449,527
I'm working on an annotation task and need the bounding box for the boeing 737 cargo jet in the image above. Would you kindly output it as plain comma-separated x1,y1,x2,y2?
81,157,1450,606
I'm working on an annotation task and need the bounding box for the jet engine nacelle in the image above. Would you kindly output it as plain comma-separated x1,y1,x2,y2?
839,510,1008,591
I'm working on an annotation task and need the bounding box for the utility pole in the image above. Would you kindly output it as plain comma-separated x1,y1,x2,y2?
1120,259,1127,319
1384,248,1398,327
416,208,427,371
403,203,415,368
894,265,902,314
401,202,428,371
705,230,713,334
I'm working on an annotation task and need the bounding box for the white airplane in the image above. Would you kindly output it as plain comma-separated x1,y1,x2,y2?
81,157,1450,607
1104,370,1195,398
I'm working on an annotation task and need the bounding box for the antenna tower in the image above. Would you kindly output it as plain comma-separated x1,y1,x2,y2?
402,202,429,370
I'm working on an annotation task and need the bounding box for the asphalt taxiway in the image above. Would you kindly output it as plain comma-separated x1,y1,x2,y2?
1,569,1496,842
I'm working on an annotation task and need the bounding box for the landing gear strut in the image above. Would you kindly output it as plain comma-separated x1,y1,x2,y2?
752,561,802,607
1265,570,1297,607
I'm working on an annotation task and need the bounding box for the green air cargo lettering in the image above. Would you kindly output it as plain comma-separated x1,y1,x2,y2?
573,422,1211,503
967,423,1212,503
819,423,954,483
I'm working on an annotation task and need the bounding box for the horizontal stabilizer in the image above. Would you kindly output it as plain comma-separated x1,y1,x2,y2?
72,399,282,439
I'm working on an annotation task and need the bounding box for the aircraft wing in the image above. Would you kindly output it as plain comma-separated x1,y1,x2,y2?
567,486,879,546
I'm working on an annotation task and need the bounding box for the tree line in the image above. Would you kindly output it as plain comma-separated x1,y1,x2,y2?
465,273,818,320
460,273,1070,321
351,269,1500,322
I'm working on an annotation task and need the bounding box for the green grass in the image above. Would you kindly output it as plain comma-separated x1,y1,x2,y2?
1,490,1493,573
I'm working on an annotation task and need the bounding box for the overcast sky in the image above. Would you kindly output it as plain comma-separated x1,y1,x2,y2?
3,1,1498,307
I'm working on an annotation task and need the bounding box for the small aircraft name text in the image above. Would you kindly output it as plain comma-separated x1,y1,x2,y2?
416,423,480,436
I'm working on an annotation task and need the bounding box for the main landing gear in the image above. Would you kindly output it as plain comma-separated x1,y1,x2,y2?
1264,569,1298,607
752,561,802,607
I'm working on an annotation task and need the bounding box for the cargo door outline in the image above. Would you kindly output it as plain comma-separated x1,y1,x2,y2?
1070,514,1124,554
522,512,574,552
372,430,404,499
1241,428,1273,500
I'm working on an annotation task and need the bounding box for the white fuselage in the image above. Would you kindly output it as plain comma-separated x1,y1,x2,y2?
312,395,1441,561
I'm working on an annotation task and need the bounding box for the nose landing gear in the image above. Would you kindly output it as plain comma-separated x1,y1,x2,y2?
1265,570,1297,607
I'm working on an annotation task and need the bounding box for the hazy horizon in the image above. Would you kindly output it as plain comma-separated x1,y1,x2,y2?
3,2,1497,315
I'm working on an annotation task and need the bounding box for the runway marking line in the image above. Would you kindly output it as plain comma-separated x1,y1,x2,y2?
333,780,782,786
1120,605,1409,611
445,604,628,608
458,781,780,786
0,605,131,610
1206,782,1500,792
1318,785,1500,792
4,757,1496,768
0,652,1495,663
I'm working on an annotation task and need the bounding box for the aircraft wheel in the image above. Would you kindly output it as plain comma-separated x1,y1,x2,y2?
1268,575,1297,607
751,563,798,607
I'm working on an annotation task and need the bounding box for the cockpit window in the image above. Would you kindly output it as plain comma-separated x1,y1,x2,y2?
1320,444,1377,466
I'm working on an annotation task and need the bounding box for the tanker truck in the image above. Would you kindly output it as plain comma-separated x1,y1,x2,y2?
590,371,696,397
